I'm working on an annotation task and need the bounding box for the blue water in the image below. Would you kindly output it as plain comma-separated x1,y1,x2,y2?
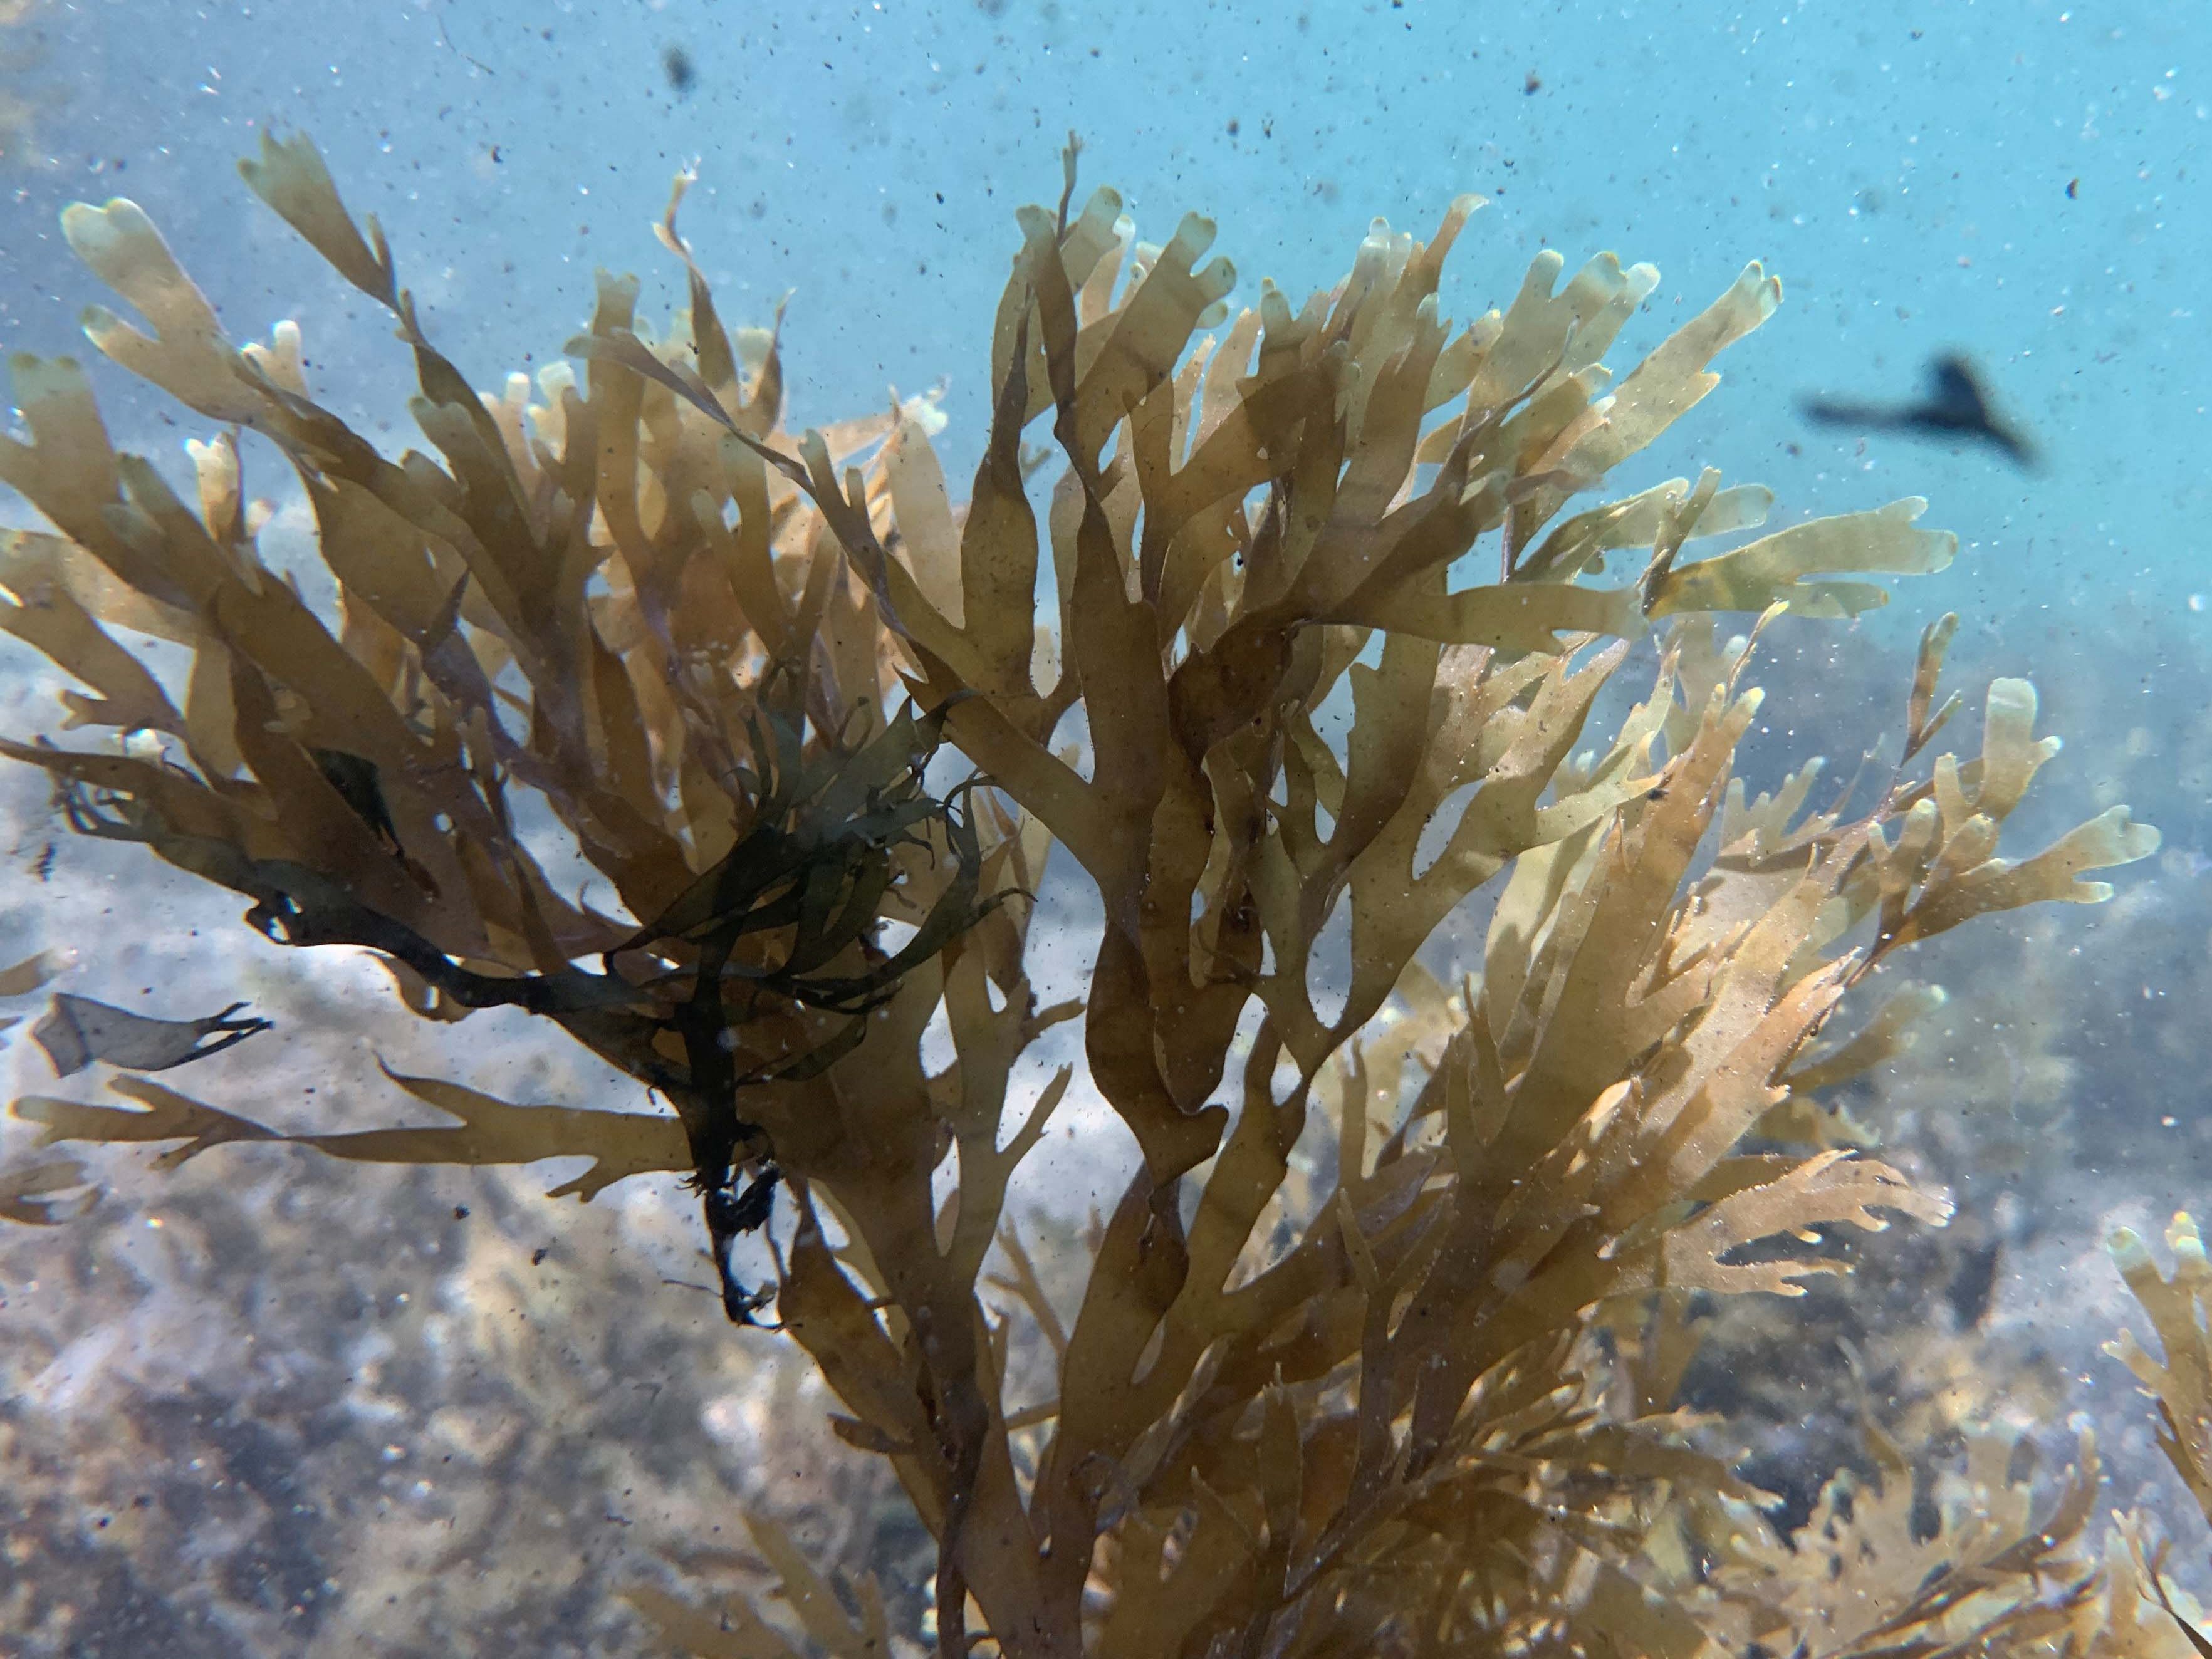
7,0,2204,630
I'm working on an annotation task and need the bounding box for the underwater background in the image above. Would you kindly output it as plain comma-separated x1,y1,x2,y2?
1,0,2209,1652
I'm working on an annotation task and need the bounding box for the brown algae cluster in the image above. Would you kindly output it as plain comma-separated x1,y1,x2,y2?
0,130,2199,1655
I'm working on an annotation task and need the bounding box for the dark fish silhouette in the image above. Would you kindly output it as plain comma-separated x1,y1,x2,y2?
1799,353,2038,469
662,44,697,97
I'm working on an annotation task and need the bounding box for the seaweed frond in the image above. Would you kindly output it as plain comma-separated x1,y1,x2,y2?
0,134,2169,1656
0,129,1017,1304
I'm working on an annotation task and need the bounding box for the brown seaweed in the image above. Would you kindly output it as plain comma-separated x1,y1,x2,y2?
0,1153,94,1224
29,991,271,1076
0,130,1020,1284
0,133,2171,1656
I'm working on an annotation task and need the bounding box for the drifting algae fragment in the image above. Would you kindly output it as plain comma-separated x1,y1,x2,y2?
0,130,2175,1656
29,991,271,1076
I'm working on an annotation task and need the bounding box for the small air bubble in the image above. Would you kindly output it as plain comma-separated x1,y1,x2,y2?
2190,593,2206,612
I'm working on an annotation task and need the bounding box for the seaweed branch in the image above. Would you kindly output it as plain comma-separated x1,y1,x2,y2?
0,130,2169,1656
